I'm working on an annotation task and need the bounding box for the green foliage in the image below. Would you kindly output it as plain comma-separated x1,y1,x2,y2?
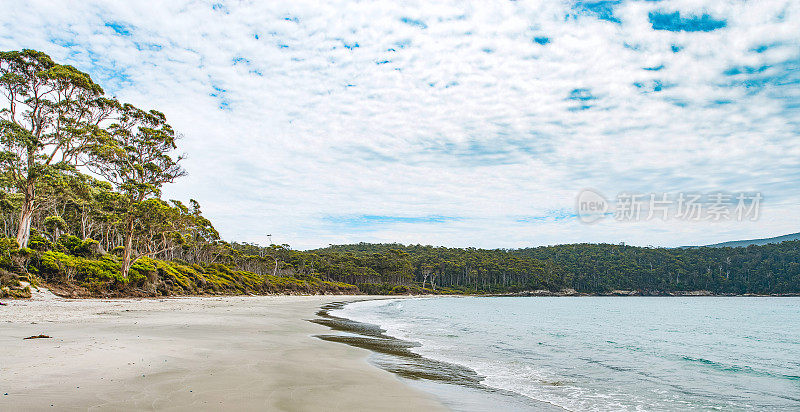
315,241,800,295
51,234,102,257
43,215,67,234
24,247,358,297
514,241,800,294
0,49,110,246
27,232,52,251
37,251,126,283
56,235,83,254
0,237,18,268
74,238,102,257
302,244,558,293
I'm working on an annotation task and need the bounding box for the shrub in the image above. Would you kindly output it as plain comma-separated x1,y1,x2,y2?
56,235,83,255
24,245,360,297
36,251,127,284
27,232,52,252
72,238,103,257
390,285,410,294
0,237,18,268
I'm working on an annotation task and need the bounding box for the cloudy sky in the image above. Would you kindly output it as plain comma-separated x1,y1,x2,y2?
2,0,799,249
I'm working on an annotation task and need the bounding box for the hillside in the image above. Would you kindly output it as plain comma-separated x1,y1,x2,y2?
703,232,800,248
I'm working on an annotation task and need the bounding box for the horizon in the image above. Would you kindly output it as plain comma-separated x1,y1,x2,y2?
3,1,798,249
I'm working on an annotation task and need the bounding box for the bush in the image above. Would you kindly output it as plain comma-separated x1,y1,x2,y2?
36,251,126,284
22,244,361,297
56,235,83,255
27,232,52,252
0,237,18,268
73,238,103,257
390,285,410,294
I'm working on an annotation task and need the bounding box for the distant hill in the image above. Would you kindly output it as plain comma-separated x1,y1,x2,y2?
702,232,800,248
315,239,800,294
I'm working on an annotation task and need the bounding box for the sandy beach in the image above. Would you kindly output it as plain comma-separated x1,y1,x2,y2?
0,290,445,411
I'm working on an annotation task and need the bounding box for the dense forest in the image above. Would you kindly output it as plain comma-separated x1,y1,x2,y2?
314,242,800,295
1,49,798,298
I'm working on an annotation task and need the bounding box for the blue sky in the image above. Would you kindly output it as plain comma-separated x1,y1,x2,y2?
2,0,799,249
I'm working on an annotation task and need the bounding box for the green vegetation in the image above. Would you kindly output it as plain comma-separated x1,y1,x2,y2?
514,242,800,294
311,242,800,295
1,49,797,298
0,49,361,297
0,235,358,297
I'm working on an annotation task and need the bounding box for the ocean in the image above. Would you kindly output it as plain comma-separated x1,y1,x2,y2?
319,297,800,411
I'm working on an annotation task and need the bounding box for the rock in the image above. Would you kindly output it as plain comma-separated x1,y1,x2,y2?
609,290,640,296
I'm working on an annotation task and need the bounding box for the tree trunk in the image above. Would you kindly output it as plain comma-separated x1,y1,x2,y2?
15,182,35,247
81,206,88,239
121,218,135,278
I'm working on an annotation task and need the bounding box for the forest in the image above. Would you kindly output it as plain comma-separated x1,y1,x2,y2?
314,242,800,295
1,49,798,298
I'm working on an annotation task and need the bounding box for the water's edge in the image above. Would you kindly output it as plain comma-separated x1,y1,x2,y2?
309,300,565,411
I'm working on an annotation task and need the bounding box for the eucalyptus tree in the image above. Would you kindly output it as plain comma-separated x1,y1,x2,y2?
89,103,185,278
169,199,221,264
0,49,114,247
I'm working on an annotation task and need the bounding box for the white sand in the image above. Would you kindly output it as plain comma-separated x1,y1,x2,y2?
0,292,445,411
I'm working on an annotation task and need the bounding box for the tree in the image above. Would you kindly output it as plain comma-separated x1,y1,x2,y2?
0,49,113,247
170,199,221,264
89,102,185,278
125,198,184,263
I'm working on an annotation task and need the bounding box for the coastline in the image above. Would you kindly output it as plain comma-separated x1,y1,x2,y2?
312,298,566,411
0,291,445,411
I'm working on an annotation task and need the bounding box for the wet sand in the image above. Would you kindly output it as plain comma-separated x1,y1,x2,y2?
0,290,445,411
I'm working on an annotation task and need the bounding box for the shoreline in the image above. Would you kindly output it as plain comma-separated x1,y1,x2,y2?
311,298,566,411
8,281,798,302
5,279,798,302
0,292,446,411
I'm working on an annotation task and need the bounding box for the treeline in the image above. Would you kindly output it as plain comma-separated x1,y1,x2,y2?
307,244,564,292
0,167,361,297
514,242,800,294
310,242,800,295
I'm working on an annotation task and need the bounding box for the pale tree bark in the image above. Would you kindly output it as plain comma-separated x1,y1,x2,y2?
121,218,135,278
15,181,35,247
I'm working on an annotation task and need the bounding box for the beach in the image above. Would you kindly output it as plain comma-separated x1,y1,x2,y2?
0,290,445,411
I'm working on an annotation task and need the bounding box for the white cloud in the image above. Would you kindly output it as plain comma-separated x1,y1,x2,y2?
2,0,799,249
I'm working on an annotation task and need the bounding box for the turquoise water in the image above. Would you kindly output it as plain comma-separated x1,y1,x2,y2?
334,297,800,411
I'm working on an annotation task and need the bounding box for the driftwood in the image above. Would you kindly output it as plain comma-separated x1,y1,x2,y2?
23,334,51,340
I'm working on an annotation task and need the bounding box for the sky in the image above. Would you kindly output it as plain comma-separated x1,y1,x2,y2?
1,0,799,249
